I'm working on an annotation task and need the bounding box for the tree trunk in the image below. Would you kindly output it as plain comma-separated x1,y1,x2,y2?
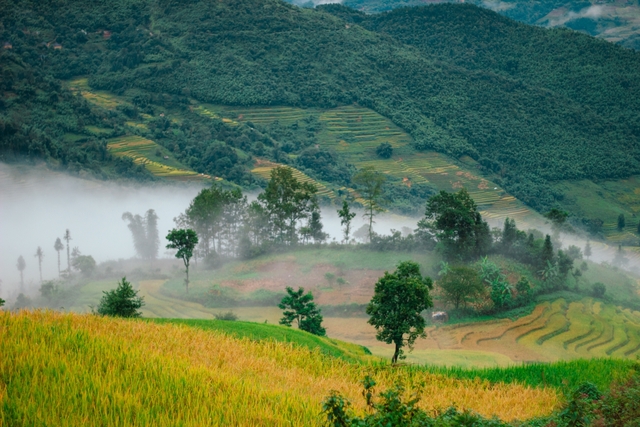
20,270,24,292
57,251,61,277
392,341,401,364
38,259,42,283
66,244,70,274
185,262,189,294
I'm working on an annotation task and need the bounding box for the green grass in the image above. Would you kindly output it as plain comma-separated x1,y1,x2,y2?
420,358,639,394
145,318,372,362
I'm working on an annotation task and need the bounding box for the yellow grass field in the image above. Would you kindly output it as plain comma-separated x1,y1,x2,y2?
0,311,559,426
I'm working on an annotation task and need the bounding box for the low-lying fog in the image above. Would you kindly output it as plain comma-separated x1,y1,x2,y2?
0,164,416,294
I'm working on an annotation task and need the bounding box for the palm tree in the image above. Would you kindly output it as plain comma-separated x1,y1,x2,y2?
54,238,64,277
63,229,72,275
34,246,44,283
16,255,26,291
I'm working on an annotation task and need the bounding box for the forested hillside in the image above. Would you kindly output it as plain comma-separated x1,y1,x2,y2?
337,0,640,50
2,0,640,211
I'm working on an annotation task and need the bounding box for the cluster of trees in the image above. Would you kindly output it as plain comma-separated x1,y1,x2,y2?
3,0,640,213
175,167,328,265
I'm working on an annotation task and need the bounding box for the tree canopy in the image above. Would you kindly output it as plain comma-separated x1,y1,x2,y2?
96,277,145,318
278,287,326,336
366,261,433,363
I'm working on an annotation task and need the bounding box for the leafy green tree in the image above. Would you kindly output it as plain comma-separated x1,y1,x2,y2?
501,217,518,251
16,255,26,290
545,208,569,228
584,241,592,260
478,258,512,309
423,189,491,260
13,293,32,310
541,235,554,267
54,237,64,277
366,261,433,363
438,265,484,310
0,297,4,308
515,277,532,302
258,167,318,245
308,210,327,243
337,200,356,243
278,287,326,336
34,246,44,283
592,282,606,299
166,228,199,293
617,213,626,231
375,142,393,159
72,255,97,277
353,166,386,242
96,277,145,318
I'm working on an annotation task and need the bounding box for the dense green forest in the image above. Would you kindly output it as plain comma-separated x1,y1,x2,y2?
2,0,640,212
337,0,640,50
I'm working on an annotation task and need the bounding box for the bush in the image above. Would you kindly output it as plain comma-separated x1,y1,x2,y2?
376,142,393,159
592,282,606,298
96,277,145,318
214,311,238,321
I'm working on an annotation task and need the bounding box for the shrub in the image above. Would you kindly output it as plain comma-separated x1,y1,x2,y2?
375,142,393,159
214,311,238,321
592,282,606,298
96,277,145,318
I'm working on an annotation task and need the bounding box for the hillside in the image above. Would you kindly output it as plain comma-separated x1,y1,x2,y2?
2,0,640,217
0,310,561,425
337,0,640,50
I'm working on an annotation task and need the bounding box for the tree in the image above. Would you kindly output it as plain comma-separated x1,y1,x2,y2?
166,228,199,293
16,255,26,290
258,167,318,245
501,217,518,251
72,255,97,277
54,237,64,277
34,246,44,283
438,266,484,310
337,201,356,243
584,241,592,260
423,189,491,261
122,209,160,259
353,166,386,243
375,142,393,159
278,287,326,336
618,213,626,231
541,235,554,267
308,210,327,243
366,261,433,363
545,208,569,229
96,277,145,318
63,229,72,274
592,282,606,298
0,297,4,308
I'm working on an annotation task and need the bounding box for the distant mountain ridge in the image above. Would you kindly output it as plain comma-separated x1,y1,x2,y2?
330,0,640,50
1,0,640,214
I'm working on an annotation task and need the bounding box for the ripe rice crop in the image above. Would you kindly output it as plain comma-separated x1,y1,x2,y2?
0,311,559,426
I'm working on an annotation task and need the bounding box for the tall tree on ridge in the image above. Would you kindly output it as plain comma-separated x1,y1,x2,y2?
54,238,64,277
166,229,198,294
63,229,72,275
17,255,26,291
337,200,356,244
353,166,386,243
34,246,44,283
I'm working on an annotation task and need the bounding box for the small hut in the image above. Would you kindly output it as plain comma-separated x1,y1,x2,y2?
3,41,12,49
53,43,62,50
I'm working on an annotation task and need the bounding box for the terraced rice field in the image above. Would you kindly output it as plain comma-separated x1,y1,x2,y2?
251,160,335,199
208,104,540,225
107,135,213,182
426,298,640,363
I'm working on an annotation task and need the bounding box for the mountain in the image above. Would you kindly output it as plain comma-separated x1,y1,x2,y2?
335,0,640,50
2,0,640,214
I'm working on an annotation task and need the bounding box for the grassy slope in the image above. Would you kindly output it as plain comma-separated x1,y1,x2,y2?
0,310,561,425
147,317,373,362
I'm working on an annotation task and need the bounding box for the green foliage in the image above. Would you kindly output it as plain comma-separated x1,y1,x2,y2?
353,166,386,242
592,282,606,299
214,311,238,321
278,287,326,336
72,255,97,277
367,261,433,363
375,142,393,159
96,277,144,318
337,201,357,243
617,213,626,231
4,1,640,211
322,378,511,427
438,265,485,310
0,297,4,308
423,189,490,261
12,293,32,310
166,228,199,293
